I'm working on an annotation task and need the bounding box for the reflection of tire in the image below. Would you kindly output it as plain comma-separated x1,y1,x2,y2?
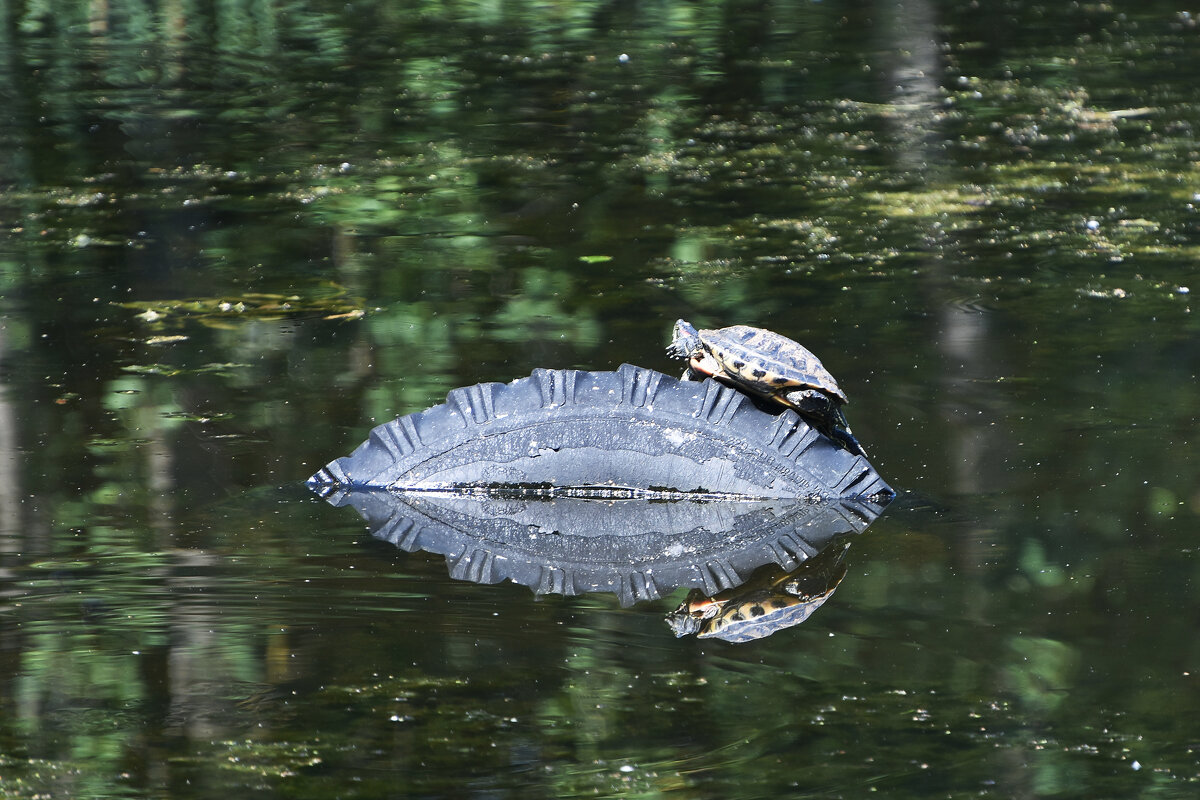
331,489,883,606
309,364,892,502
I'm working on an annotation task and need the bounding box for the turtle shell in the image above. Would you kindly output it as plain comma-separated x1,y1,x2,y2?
697,324,848,404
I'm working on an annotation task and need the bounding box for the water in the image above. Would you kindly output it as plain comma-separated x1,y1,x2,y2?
2,1,1199,797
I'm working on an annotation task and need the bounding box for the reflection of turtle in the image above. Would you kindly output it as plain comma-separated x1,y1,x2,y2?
666,542,849,642
667,319,864,456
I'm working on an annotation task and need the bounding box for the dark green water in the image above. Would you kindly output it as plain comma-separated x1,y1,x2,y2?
2,1,1198,797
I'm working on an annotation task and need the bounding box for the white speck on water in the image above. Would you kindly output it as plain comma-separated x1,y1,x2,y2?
618,53,630,63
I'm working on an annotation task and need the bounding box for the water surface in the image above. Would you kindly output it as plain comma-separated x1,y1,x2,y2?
1,1,1198,797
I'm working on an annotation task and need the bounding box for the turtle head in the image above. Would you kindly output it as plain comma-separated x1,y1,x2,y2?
666,319,701,360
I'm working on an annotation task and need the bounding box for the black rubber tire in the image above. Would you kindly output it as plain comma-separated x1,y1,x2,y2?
308,364,892,501
308,365,894,605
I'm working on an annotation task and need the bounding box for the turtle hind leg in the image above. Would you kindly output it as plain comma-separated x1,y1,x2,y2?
828,405,867,457
783,389,867,457
830,427,867,457
810,414,866,457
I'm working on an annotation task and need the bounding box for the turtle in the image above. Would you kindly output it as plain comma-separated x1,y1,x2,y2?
666,319,865,456
665,544,850,642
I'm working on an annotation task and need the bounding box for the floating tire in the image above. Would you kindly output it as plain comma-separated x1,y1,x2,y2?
308,364,893,605
308,364,893,502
